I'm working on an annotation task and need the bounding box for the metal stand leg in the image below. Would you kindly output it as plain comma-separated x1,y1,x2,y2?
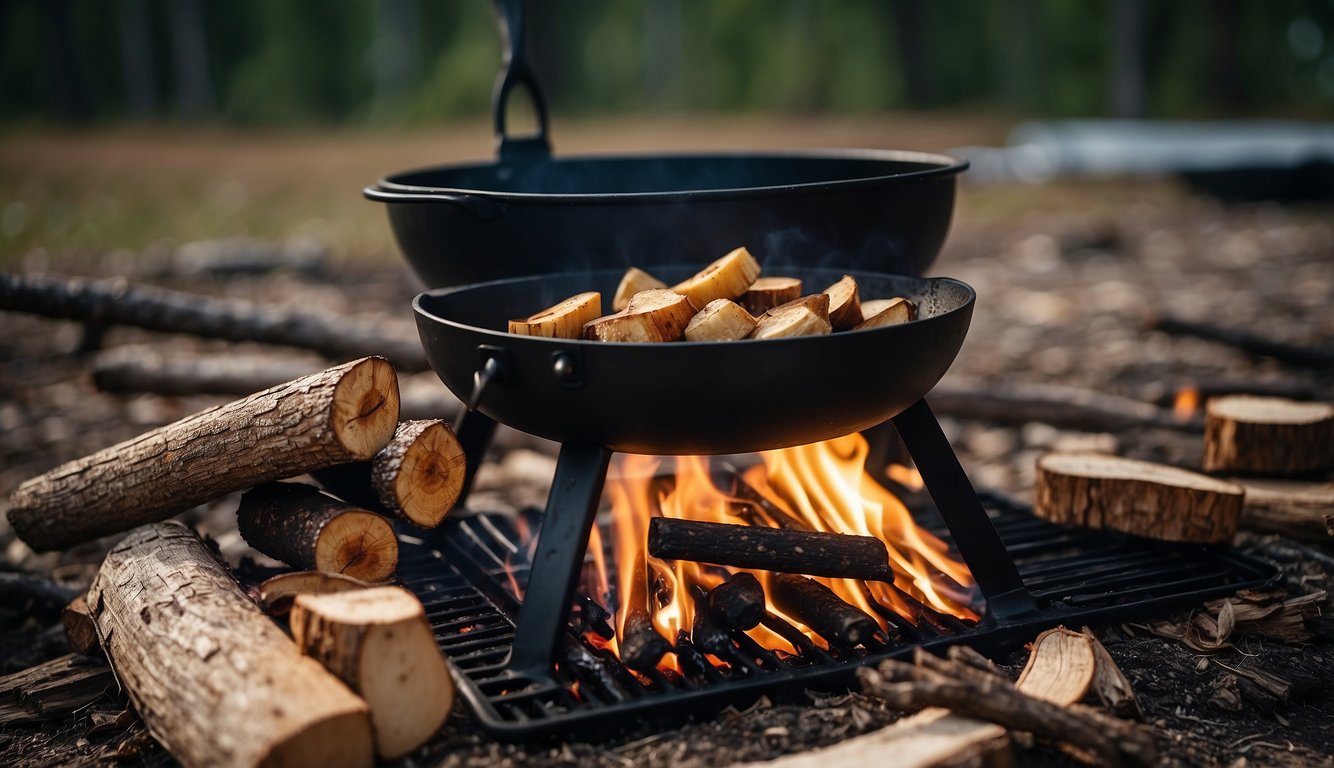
507,442,612,676
453,409,499,506
891,399,1038,622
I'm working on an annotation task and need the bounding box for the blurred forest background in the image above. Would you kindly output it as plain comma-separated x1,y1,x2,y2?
3,0,1334,125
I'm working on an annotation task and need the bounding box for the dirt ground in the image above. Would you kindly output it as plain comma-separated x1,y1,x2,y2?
1,121,1332,766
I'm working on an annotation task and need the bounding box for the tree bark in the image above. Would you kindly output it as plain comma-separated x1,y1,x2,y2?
88,522,373,768
8,357,400,552
1034,453,1244,544
290,586,453,760
237,482,398,582
0,272,427,371
1237,479,1334,541
648,517,894,582
769,573,877,648
1204,396,1334,475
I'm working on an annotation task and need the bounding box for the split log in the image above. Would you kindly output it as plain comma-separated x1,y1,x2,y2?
707,572,765,630
508,292,601,338
1015,627,1097,705
647,517,894,582
237,482,398,582
256,571,373,617
88,522,373,768
670,246,761,308
1236,478,1334,541
61,594,99,655
684,298,757,342
1148,314,1334,369
929,377,1199,432
7,357,399,552
0,272,427,370
752,294,832,339
612,267,667,312
769,573,877,647
1034,452,1244,543
583,289,695,342
0,654,114,725
823,274,863,330
619,550,671,672
855,297,915,330
740,276,802,314
1203,395,1334,475
314,419,466,529
290,586,454,760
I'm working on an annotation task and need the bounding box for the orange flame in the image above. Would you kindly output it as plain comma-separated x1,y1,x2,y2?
595,433,978,673
1173,386,1200,421
886,463,925,491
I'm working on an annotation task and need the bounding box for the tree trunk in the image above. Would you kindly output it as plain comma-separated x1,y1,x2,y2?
290,586,453,759
7,357,399,552
1034,453,1244,543
237,482,398,582
1204,396,1334,475
88,522,373,768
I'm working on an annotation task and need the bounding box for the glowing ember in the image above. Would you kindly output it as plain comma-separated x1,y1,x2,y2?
1173,386,1200,421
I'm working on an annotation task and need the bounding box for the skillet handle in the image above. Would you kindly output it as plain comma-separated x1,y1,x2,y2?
491,0,552,163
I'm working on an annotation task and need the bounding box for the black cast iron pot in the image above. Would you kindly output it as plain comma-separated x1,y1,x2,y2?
366,1,967,288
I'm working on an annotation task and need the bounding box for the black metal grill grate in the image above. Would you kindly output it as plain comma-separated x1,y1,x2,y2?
397,491,1277,739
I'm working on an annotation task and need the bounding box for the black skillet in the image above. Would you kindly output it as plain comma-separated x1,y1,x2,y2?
366,0,967,288
414,267,974,455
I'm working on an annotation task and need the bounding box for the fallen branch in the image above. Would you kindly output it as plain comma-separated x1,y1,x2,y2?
7,357,400,552
929,377,1198,432
1149,314,1334,370
237,482,398,582
0,272,427,370
88,522,373,768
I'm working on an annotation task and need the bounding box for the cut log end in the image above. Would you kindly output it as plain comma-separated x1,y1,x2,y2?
330,357,401,461
385,420,467,528
261,709,376,768
257,571,372,617
1204,395,1334,475
316,511,399,582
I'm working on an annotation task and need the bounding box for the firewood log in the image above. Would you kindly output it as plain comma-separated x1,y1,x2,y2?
290,586,454,760
1236,478,1334,541
508,292,601,338
612,267,666,312
689,586,734,656
707,572,765,630
740,276,802,314
769,573,877,647
855,297,915,330
1203,395,1334,475
61,595,98,655
583,289,696,342
648,517,894,581
88,522,373,768
670,246,761,308
7,357,400,552
257,571,373,617
619,550,671,671
314,419,466,529
823,274,864,330
237,482,398,582
751,294,832,339
1034,452,1244,543
684,299,757,342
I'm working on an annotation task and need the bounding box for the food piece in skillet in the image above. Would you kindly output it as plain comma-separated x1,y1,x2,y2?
612,267,667,312
583,289,696,342
684,299,758,342
740,276,802,315
855,297,915,330
751,294,832,339
671,246,761,307
823,274,864,330
508,291,601,338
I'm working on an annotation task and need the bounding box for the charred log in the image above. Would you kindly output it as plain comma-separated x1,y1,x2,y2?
707,572,765,631
648,517,894,582
689,585,734,657
769,573,878,647
618,550,670,672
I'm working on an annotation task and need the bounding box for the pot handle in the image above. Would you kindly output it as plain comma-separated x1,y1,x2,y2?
491,0,551,163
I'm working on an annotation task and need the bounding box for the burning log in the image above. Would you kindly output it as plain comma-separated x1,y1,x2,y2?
823,274,864,330
509,292,601,339
760,611,825,659
88,522,374,768
684,299,757,342
256,571,373,617
313,419,467,529
670,246,761,308
1148,313,1334,369
740,276,803,314
612,267,667,312
752,294,832,339
1034,453,1243,543
1237,478,1334,541
673,630,718,680
619,550,671,672
647,517,894,582
689,586,734,656
721,465,815,531
290,586,454,760
561,637,629,702
0,272,427,370
237,482,399,582
7,357,400,552
1203,395,1334,475
769,573,877,647
854,297,915,330
583,289,695,342
707,572,765,630
61,594,98,655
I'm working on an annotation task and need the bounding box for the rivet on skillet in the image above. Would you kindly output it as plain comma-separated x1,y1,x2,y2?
551,350,583,388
